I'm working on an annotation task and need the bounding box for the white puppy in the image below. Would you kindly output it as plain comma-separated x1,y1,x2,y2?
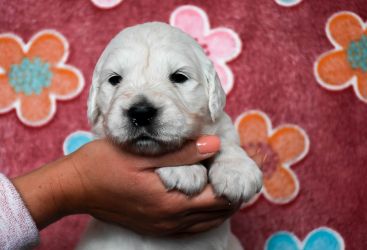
77,22,262,250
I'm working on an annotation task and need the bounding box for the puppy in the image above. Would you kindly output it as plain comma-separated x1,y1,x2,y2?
77,22,262,250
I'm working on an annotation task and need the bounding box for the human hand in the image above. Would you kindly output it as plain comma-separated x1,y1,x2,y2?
12,136,241,236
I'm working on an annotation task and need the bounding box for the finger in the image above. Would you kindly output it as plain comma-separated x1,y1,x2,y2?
180,185,236,213
157,211,232,237
181,210,235,226
145,135,220,168
180,218,227,234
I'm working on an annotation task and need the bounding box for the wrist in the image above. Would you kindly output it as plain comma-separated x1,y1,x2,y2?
11,155,83,229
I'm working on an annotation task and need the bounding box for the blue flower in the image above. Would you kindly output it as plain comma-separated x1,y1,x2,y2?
63,130,94,155
265,227,344,250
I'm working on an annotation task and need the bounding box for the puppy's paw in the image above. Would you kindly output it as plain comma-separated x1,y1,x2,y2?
156,164,207,195
209,158,263,203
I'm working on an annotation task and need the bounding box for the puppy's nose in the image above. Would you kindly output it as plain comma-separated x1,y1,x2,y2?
127,101,158,127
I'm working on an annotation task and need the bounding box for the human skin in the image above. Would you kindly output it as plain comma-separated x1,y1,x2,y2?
12,136,240,236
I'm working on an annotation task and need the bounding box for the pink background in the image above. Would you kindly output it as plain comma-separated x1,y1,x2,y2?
0,0,366,249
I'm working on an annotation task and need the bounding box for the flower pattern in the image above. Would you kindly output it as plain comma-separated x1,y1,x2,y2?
0,3,364,249
90,0,123,9
235,110,309,204
0,30,84,126
63,130,93,155
265,227,345,250
315,11,367,103
170,5,242,94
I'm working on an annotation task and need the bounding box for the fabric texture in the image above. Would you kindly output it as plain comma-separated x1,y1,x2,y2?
0,173,39,250
0,0,366,249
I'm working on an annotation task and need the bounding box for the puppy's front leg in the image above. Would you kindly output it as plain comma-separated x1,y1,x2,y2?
209,141,263,202
156,164,207,195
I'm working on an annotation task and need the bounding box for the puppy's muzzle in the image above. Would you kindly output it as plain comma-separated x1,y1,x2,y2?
127,100,158,127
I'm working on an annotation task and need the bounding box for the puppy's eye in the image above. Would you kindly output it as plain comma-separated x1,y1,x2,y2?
169,72,188,84
108,75,122,86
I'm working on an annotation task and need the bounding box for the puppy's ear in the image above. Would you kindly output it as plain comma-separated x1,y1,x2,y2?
87,47,111,126
204,60,226,122
87,71,101,125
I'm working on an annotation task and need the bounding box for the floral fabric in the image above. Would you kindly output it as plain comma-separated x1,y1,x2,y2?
0,1,365,249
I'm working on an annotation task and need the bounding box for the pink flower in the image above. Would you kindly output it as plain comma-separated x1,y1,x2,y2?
170,5,242,94
90,0,123,9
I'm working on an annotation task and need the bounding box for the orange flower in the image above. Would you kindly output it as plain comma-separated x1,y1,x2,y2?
315,11,367,103
235,111,309,204
0,30,84,126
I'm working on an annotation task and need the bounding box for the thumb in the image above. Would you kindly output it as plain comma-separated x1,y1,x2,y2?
146,135,221,168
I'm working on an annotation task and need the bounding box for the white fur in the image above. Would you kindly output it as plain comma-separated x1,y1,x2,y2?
78,22,262,250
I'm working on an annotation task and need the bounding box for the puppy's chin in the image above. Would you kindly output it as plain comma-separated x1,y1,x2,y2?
111,135,184,156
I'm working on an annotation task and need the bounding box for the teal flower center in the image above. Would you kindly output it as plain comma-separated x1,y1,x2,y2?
8,57,52,95
347,34,367,72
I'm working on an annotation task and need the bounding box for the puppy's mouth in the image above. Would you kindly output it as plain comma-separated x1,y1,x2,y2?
131,134,158,144
122,133,183,155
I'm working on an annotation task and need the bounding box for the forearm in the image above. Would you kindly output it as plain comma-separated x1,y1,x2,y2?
11,155,81,230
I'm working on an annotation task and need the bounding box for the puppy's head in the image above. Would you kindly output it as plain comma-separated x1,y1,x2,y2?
88,22,225,155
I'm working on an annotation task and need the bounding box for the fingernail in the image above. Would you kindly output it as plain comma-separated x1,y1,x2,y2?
197,135,221,154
